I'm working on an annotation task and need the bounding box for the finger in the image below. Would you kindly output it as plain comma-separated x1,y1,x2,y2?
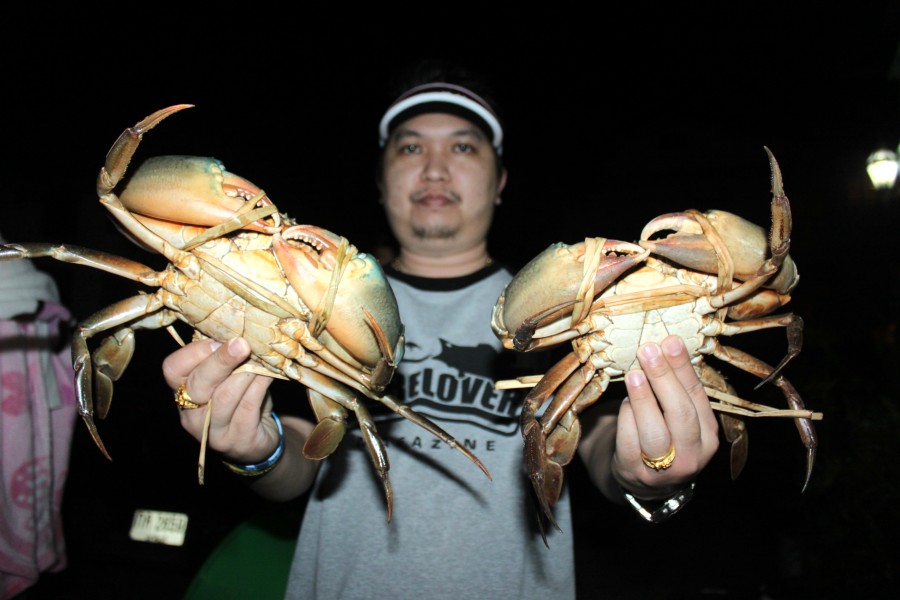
161,338,221,388
659,336,719,442
175,339,270,443
182,338,252,408
636,340,703,441
614,395,643,473
626,346,676,457
179,372,274,456
217,373,273,432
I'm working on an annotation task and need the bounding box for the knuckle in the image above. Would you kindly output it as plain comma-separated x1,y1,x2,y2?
161,355,182,386
683,375,706,399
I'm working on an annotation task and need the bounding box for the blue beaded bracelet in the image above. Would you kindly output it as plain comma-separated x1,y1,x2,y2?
222,412,285,477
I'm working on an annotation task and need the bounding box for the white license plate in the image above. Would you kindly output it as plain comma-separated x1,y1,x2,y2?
129,509,189,546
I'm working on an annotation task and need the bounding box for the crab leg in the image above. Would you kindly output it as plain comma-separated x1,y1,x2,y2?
90,328,135,419
73,292,177,458
276,359,490,522
701,312,804,386
0,243,163,287
0,242,181,457
363,308,403,393
696,362,749,480
304,388,350,460
519,353,587,531
709,341,817,491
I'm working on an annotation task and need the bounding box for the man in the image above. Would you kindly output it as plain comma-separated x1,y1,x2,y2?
163,67,719,598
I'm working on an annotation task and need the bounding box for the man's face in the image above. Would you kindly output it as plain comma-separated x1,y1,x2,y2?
379,112,507,258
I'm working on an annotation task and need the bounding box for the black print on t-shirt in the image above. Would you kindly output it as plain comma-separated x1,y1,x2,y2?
378,338,526,435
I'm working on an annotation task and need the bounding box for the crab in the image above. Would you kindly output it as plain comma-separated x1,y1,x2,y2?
0,104,489,520
491,148,819,528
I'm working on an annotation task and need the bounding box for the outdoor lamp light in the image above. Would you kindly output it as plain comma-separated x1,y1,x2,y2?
866,148,899,189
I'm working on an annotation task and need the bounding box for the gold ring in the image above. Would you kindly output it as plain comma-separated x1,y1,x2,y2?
174,383,200,410
641,443,676,471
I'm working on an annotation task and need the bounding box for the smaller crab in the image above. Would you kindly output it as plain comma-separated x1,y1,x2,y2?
492,148,820,528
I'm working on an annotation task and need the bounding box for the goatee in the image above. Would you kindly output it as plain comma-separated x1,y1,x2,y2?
412,225,458,239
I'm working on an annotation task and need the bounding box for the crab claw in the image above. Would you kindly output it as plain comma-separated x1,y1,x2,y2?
492,238,648,351
273,225,403,372
119,156,281,238
640,210,797,293
98,104,280,237
640,211,796,293
97,104,194,197
95,104,282,254
639,151,798,294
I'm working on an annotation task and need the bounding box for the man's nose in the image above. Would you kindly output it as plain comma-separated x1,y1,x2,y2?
421,152,450,181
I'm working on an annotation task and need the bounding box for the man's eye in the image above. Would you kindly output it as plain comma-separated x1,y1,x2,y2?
454,143,473,153
402,144,421,154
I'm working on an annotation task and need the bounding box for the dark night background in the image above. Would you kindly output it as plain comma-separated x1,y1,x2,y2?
3,5,900,599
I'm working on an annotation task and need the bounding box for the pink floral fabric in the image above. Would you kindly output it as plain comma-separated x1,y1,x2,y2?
0,302,77,599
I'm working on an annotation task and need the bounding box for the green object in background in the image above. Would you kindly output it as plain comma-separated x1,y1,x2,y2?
183,508,301,600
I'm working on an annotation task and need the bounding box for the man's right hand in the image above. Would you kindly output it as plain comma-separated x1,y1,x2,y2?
162,337,280,466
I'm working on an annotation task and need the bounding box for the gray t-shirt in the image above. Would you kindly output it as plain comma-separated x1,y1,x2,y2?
286,264,576,599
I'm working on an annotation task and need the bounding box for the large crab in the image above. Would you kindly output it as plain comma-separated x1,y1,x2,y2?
0,105,489,520
491,148,819,528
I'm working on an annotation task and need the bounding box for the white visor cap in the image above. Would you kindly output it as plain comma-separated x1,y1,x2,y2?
378,83,503,154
